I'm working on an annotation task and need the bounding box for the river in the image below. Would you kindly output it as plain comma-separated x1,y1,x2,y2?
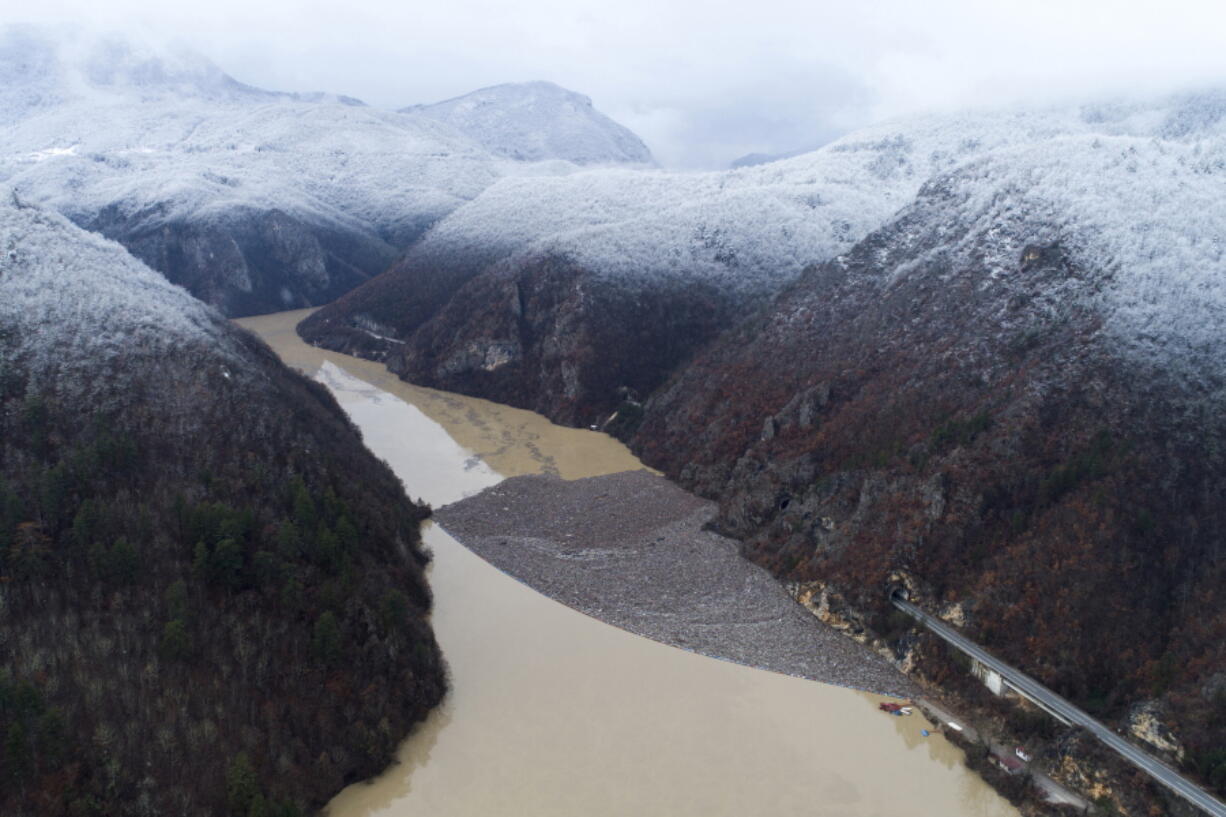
236,309,1018,817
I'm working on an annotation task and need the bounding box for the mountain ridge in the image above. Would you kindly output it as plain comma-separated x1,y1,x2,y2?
302,90,1226,427
626,133,1226,810
402,80,655,165
0,25,655,316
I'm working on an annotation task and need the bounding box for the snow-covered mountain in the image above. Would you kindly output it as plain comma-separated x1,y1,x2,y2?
0,26,657,316
628,123,1226,808
410,93,1226,295
402,81,654,165
0,25,503,314
641,129,1226,491
303,88,1226,426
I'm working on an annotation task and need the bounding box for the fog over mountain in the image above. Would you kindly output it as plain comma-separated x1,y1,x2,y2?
5,4,1226,816
9,0,1226,167
0,24,658,316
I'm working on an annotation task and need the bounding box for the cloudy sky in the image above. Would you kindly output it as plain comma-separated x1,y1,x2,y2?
9,0,1226,167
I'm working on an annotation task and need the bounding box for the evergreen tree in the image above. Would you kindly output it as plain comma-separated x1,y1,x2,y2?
5,721,31,786
225,752,258,816
311,612,342,666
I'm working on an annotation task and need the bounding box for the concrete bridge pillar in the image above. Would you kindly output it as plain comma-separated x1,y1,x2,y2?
971,657,1005,696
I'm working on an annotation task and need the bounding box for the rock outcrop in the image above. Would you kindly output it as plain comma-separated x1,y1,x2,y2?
84,202,399,317
380,254,732,425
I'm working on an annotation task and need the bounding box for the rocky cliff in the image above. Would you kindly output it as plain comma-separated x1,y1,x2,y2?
80,201,401,318
388,253,732,425
0,200,445,815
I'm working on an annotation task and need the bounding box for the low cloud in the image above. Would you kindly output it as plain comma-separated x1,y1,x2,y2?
9,0,1226,168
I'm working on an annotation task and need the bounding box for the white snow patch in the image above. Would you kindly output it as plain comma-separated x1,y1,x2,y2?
24,145,78,162
906,135,1226,380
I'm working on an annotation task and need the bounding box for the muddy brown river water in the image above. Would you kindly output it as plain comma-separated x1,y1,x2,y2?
237,309,1018,817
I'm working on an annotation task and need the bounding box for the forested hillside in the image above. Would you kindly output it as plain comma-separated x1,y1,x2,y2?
0,200,445,815
632,136,1226,803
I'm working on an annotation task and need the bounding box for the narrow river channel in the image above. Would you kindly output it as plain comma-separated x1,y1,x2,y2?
237,309,1019,817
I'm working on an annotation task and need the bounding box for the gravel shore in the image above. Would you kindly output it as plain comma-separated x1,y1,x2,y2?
435,469,918,697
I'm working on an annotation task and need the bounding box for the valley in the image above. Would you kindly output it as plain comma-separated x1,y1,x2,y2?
4,18,1225,816
240,308,1020,817
304,93,1226,816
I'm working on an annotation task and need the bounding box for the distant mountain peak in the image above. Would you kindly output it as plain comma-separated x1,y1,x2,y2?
729,146,820,169
403,80,654,165
403,81,595,118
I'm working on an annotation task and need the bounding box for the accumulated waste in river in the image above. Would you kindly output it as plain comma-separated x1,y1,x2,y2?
238,309,1019,817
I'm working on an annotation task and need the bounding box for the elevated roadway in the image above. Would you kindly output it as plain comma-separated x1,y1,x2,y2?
892,594,1226,817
